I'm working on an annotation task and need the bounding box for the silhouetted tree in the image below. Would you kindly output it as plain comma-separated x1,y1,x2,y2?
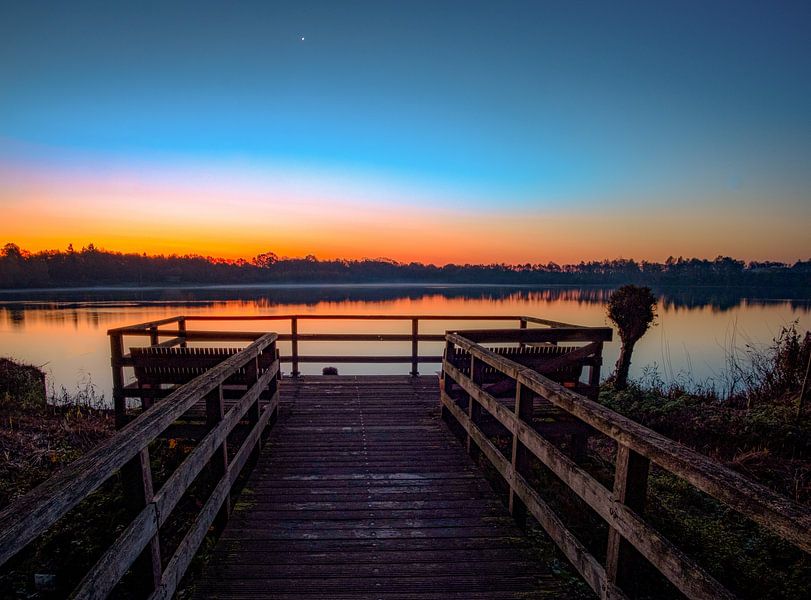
252,251,279,268
0,242,808,289
607,285,657,389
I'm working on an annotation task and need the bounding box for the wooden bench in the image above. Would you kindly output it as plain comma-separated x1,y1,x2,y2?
127,346,277,413
447,343,602,458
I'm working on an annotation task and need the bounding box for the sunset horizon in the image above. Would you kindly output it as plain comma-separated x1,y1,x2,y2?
4,237,811,267
1,3,809,599
3,2,810,265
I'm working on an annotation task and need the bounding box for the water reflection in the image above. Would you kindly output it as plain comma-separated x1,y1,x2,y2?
0,284,809,406
1,284,809,314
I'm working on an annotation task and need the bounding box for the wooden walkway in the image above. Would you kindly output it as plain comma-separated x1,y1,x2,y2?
192,375,563,599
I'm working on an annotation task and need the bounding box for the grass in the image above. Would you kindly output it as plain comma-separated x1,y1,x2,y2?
0,357,245,599
591,323,811,598
0,359,114,510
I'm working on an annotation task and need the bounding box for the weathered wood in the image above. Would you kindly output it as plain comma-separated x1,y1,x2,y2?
448,333,811,554
290,316,300,377
192,376,560,600
13,314,810,600
178,317,188,348
509,382,533,525
411,318,420,376
519,317,528,349
110,332,126,428
206,385,231,530
456,327,613,344
511,472,627,600
154,336,184,348
441,388,733,600
279,354,444,364
152,365,278,525
183,314,530,322
107,316,183,333
521,315,587,328
466,356,483,459
286,333,447,341
245,356,261,463
0,333,277,573
72,503,159,600
152,398,274,600
139,448,162,590
114,315,594,385
530,341,602,375
588,341,604,399
443,332,811,598
606,444,650,587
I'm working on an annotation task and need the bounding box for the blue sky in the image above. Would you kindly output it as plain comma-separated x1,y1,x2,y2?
1,1,809,261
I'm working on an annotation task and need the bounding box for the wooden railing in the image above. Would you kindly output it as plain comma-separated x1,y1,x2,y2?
108,314,581,427
0,333,280,599
441,330,811,600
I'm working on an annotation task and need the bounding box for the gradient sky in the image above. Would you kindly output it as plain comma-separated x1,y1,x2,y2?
1,0,810,263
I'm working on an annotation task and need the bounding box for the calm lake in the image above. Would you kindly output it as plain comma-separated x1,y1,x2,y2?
1,284,809,406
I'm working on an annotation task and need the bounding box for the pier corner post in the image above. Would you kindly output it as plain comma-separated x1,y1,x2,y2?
291,317,300,378
410,318,419,377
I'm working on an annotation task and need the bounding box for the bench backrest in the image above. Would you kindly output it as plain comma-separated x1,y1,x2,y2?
131,346,274,387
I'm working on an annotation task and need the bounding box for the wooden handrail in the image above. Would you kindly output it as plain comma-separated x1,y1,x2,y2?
107,315,603,425
442,332,811,600
453,327,613,343
108,314,583,412
0,333,280,598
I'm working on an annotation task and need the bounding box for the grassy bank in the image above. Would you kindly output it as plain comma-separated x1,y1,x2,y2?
0,359,122,597
590,324,810,598
0,359,230,599
0,358,114,509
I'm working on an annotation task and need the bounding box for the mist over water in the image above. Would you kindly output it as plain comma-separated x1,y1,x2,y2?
1,284,809,407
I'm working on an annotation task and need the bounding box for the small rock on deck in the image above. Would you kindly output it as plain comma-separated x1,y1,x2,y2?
192,375,563,599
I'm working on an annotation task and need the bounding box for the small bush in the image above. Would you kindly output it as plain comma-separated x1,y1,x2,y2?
0,358,46,411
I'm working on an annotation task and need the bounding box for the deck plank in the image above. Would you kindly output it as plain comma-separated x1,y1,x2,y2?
192,375,564,599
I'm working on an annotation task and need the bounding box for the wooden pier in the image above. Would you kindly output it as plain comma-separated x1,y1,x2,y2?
193,375,562,599
0,314,809,600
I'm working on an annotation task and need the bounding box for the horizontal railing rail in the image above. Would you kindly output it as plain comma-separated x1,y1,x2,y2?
107,314,590,425
0,333,280,599
441,331,811,600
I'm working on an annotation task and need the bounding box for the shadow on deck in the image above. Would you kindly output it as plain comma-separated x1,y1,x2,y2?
192,376,563,599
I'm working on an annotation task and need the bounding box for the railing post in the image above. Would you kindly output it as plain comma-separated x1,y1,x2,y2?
410,318,419,376
123,448,162,592
587,341,604,401
519,318,527,349
606,443,650,589
110,332,127,429
440,338,453,422
206,384,231,531
466,355,483,460
291,317,300,378
245,356,261,465
149,326,159,346
178,317,188,348
270,341,280,429
509,381,534,526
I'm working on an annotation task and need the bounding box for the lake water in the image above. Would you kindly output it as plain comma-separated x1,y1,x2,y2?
1,285,809,406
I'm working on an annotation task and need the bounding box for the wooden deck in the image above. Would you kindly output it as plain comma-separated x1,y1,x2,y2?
192,375,563,599
2,318,808,599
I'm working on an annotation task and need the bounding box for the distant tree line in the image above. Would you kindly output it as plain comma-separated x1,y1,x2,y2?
1,242,809,289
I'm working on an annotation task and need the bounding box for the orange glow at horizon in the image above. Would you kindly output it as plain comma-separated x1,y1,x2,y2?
2,158,809,264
